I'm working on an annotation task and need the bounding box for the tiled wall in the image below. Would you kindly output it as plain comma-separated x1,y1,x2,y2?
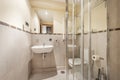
85,32,107,78
107,0,120,80
31,33,107,78
77,32,107,79
31,34,66,73
108,31,120,80
0,24,32,80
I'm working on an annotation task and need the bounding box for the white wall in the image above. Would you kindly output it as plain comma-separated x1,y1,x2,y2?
53,12,65,33
31,9,40,33
0,0,31,31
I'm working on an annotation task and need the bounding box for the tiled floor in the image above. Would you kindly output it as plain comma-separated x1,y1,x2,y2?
29,68,86,80
30,69,66,80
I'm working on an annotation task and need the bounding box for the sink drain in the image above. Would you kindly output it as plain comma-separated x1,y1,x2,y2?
60,71,65,74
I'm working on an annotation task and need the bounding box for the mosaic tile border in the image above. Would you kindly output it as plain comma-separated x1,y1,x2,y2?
0,21,31,34
1,21,120,35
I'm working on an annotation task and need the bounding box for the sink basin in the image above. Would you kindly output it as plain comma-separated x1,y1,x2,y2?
68,44,76,48
31,45,53,53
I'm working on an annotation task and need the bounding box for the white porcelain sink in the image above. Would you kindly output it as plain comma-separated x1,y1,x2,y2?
68,44,76,48
31,45,53,54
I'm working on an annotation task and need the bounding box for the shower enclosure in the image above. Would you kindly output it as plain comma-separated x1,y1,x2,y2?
65,0,108,80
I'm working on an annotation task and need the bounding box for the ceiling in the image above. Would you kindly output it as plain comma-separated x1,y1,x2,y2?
36,9,54,23
29,0,105,24
30,0,69,11
29,0,72,23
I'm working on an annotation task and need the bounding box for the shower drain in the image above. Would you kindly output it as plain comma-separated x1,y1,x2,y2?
60,71,65,74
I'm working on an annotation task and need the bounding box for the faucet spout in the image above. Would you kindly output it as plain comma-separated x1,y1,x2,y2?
43,43,45,46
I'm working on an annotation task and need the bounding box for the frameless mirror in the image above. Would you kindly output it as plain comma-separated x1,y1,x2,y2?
41,24,53,34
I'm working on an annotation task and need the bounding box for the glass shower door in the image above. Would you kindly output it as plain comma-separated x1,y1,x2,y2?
65,0,108,80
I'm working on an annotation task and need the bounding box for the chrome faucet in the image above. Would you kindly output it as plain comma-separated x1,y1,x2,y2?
43,43,45,46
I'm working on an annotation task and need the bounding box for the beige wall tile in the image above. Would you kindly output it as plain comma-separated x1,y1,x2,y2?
0,25,32,80
31,34,66,73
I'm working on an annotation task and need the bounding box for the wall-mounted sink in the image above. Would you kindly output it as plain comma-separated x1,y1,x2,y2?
68,44,76,48
31,45,53,54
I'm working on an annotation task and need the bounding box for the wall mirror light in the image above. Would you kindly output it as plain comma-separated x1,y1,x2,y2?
36,9,54,34
41,24,53,34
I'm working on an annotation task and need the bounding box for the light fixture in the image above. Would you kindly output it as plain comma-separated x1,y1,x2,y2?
45,10,48,15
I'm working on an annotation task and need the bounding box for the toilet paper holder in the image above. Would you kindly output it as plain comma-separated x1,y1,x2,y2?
92,55,104,61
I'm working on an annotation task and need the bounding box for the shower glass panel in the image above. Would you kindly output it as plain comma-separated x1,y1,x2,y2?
65,0,108,80
90,1,108,80
65,0,85,80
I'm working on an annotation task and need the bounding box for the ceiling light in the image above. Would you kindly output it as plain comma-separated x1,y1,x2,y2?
45,10,48,15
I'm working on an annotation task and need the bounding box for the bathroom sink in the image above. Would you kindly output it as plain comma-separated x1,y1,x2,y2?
31,45,53,53
68,44,76,48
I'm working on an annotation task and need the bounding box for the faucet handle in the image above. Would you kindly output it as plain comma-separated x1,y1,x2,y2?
43,43,45,46
49,38,52,41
